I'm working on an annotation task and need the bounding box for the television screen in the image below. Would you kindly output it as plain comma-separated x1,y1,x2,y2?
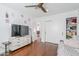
12,24,21,37
20,26,29,36
25,26,29,35
11,24,29,37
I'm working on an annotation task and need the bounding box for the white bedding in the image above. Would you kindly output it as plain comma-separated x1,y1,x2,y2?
57,43,79,56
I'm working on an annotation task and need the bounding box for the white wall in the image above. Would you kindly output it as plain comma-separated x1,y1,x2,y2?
35,10,79,44
0,4,34,43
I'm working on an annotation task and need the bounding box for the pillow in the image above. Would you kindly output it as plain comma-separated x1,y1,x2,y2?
64,39,79,48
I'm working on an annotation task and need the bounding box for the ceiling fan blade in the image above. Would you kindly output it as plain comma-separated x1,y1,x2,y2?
40,6,47,13
24,3,47,13
38,3,44,6
24,5,37,8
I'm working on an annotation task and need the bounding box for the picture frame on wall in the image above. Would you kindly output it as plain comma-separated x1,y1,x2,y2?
5,12,9,18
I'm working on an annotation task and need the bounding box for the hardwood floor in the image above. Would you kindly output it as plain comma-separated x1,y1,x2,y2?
9,40,58,56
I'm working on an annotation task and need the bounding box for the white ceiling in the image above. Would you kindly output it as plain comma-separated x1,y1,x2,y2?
1,3,79,18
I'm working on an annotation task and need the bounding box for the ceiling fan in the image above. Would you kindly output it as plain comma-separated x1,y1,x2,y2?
24,3,47,13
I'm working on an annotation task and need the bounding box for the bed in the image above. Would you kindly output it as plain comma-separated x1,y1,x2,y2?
57,40,79,56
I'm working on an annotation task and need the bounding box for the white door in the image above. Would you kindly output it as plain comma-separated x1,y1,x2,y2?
40,21,64,44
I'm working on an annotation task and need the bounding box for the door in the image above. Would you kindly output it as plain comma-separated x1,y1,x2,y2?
40,21,64,44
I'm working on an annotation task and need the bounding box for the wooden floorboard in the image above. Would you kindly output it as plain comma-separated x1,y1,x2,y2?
9,40,58,56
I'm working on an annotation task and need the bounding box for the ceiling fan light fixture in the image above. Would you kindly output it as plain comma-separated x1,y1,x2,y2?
46,9,48,12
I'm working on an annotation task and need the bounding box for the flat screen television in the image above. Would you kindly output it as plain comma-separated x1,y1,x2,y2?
20,26,29,36
11,24,29,37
